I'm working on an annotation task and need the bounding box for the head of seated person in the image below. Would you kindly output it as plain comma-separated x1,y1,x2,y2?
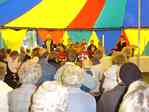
67,48,77,63
18,57,42,85
119,62,143,87
111,52,127,66
7,50,21,73
56,62,84,88
121,46,132,60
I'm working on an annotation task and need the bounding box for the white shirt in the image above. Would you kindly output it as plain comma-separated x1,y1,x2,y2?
0,81,13,112
102,65,120,92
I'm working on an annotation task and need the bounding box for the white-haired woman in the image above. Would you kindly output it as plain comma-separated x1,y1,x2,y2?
8,57,42,112
31,62,96,112
119,82,149,112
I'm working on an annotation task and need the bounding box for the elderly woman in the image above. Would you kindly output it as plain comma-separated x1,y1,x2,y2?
97,62,143,112
0,61,13,112
31,62,96,112
8,57,42,112
119,83,149,112
102,52,127,92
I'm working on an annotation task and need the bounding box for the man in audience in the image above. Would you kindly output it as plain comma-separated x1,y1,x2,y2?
33,48,57,85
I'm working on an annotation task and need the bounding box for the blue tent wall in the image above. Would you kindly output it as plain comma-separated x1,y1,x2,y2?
124,0,149,27
96,30,121,55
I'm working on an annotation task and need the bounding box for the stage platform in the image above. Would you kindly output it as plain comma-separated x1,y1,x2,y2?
100,56,149,73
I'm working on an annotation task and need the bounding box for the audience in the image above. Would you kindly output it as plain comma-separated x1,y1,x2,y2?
0,39,147,112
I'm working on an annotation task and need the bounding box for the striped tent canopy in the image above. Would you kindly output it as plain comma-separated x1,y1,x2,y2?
0,0,149,28
0,0,149,55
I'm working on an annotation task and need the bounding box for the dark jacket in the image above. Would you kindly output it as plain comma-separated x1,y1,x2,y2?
97,85,127,112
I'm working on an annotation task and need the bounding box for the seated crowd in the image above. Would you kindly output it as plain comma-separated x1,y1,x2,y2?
0,40,148,112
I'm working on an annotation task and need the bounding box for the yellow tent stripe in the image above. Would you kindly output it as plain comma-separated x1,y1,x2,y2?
1,29,27,50
88,31,99,48
62,31,70,46
125,29,149,55
5,0,86,28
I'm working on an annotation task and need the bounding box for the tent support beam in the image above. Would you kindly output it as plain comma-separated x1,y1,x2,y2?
137,0,141,67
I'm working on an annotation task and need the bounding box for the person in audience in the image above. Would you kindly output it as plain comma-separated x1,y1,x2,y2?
102,52,127,93
8,57,42,112
4,51,21,89
97,62,143,112
119,83,149,112
48,51,61,71
34,48,57,85
66,46,78,63
66,48,96,93
31,62,96,112
32,47,40,58
0,61,13,112
86,49,105,99
80,58,97,93
121,46,132,61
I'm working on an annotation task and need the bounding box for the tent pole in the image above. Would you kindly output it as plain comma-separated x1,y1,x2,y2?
137,0,141,67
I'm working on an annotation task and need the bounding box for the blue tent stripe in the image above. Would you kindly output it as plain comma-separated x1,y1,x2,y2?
141,1,149,27
0,0,8,5
124,0,149,27
0,0,41,26
96,30,121,55
123,0,138,27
